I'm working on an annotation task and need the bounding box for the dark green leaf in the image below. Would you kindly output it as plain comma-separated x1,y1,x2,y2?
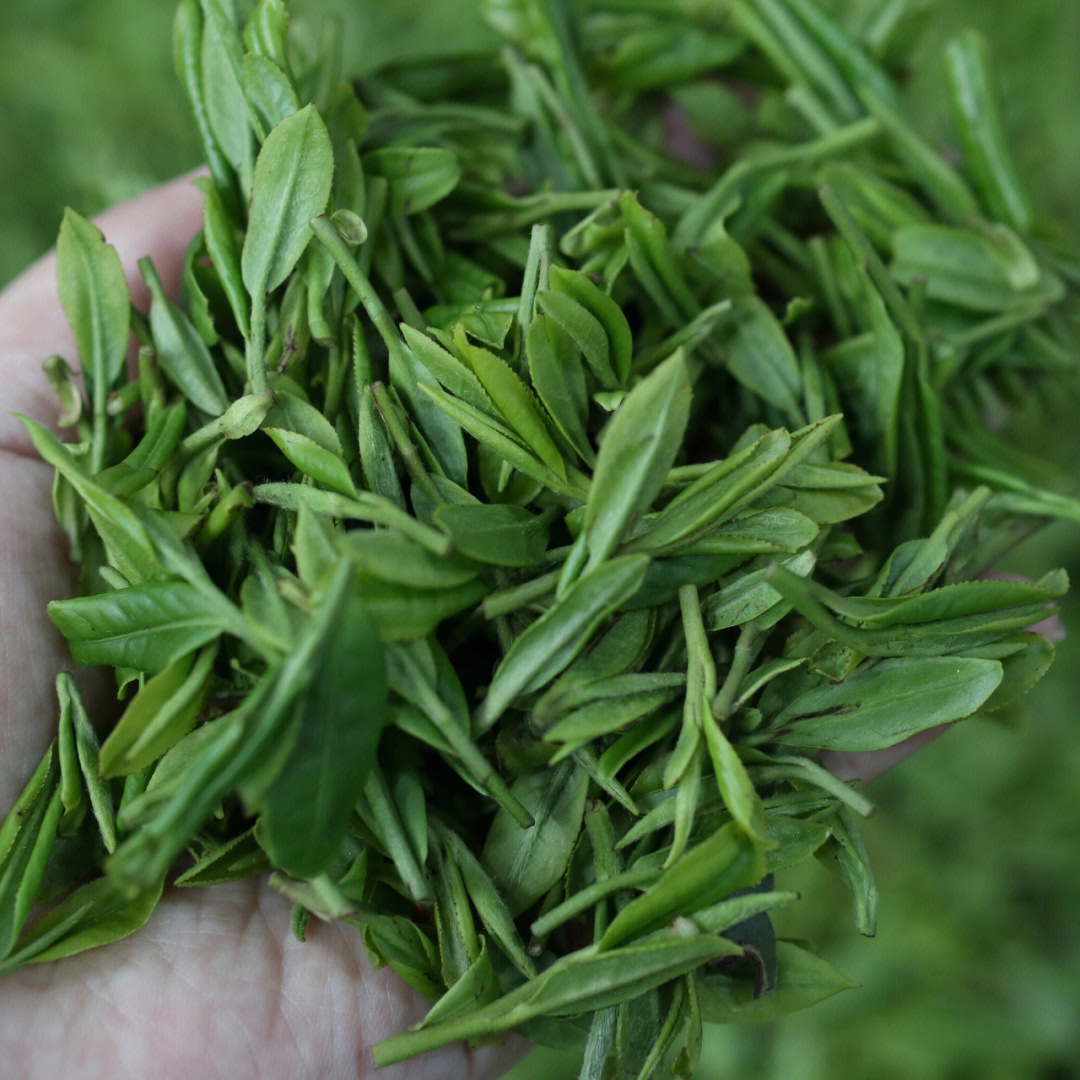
434,502,551,567
699,940,855,1023
258,582,387,878
774,656,1004,750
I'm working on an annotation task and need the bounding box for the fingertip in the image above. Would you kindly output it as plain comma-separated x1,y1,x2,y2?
95,168,210,306
0,169,211,450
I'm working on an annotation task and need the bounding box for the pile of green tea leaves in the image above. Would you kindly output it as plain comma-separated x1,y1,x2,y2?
4,0,1079,1074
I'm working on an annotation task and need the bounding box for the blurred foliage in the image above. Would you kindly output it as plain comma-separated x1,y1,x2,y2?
0,0,496,286
1,2,1077,1079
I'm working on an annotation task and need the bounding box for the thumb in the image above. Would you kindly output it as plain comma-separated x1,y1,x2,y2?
0,170,208,455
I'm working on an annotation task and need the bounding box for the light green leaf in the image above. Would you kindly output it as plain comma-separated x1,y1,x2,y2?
48,581,226,674
19,417,159,586
584,351,691,570
481,761,588,916
364,147,461,217
266,428,357,497
434,503,551,568
526,315,594,466
477,555,650,730
99,646,218,776
0,749,62,959
56,209,130,402
721,296,803,420
0,876,164,972
598,822,764,951
453,326,567,480
141,258,228,415
55,675,116,853
242,104,334,298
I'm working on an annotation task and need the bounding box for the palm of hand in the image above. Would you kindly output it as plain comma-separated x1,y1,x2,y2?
0,173,936,1080
0,177,520,1080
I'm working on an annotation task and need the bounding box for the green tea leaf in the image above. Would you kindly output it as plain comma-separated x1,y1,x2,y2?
258,583,387,878
48,581,226,674
698,940,855,1023
827,807,878,936
141,257,228,415
482,760,588,915
0,876,164,972
434,502,551,567
599,822,765,951
19,417,160,586
373,934,737,1065
538,288,618,389
721,296,803,421
400,324,493,415
174,828,269,885
99,645,217,776
453,326,567,481
242,103,334,383
477,555,650,730
56,209,130,406
266,428,357,496
892,224,1060,313
420,937,500,1027
526,314,594,466
55,676,116,853
945,30,1031,233
174,0,237,200
548,264,633,383
364,147,461,217
341,530,481,589
774,656,1004,750
357,576,489,641
198,178,250,336
0,749,63,959
584,351,690,570
434,823,536,978
243,53,300,131
201,0,255,189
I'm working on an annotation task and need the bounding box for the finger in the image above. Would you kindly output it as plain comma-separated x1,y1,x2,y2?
0,171,207,455
0,458,81,810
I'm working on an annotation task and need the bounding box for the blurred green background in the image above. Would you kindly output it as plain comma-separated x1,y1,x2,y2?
1,2,1077,1078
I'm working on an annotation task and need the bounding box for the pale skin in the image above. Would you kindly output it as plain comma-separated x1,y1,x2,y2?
0,174,937,1080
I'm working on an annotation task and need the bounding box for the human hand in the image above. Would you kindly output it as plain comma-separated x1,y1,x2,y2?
0,173,968,1080
0,175,526,1080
